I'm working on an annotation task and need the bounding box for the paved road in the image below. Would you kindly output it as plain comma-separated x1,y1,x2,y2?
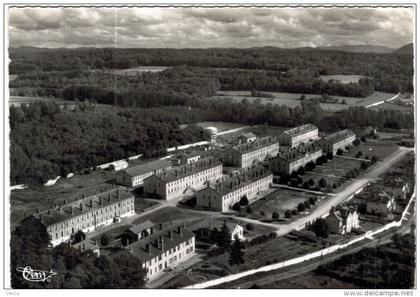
222,208,415,289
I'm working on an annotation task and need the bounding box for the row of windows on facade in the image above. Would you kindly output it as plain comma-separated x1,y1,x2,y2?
50,200,133,230
147,246,194,277
166,167,221,186
53,208,133,239
143,238,194,268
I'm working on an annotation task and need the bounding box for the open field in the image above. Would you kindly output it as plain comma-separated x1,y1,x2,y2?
193,121,247,132
9,95,76,107
344,140,399,161
208,91,397,111
103,66,169,76
319,74,365,84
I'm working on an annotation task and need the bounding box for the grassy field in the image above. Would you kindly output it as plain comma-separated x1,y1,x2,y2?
319,74,365,84
208,91,397,111
344,140,399,161
102,66,169,76
193,121,247,132
259,270,360,289
242,188,323,220
10,170,116,227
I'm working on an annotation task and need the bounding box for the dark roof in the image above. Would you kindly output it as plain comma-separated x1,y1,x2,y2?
331,206,358,221
148,156,221,183
198,165,272,196
128,220,154,234
232,136,278,154
283,124,318,137
240,132,257,139
31,187,133,227
273,142,322,162
322,129,355,144
124,159,171,177
127,223,195,262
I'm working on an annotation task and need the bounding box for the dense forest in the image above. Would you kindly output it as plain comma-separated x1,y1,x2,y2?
10,47,413,94
10,103,209,184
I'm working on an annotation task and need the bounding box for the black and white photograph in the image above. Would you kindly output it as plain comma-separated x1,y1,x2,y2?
1,1,417,294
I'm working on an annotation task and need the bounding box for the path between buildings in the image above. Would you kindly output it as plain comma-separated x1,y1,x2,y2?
335,155,375,162
272,184,335,196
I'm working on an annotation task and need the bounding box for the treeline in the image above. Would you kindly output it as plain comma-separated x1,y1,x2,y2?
9,46,413,93
10,66,220,108
11,216,145,288
10,102,209,184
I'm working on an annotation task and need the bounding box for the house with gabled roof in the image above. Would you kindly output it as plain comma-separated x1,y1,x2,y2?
325,206,359,234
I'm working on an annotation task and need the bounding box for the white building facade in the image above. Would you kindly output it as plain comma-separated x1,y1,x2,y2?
268,144,323,175
31,187,135,246
143,157,223,200
196,166,273,212
320,129,356,155
279,124,318,147
221,137,279,168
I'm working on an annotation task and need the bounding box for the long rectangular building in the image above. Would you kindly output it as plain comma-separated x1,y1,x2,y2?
319,129,356,155
143,156,223,200
268,143,323,175
221,136,279,168
279,124,318,147
126,222,195,280
196,166,273,212
115,159,172,188
30,186,135,246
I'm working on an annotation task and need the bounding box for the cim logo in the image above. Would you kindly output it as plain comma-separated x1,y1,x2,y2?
16,266,57,282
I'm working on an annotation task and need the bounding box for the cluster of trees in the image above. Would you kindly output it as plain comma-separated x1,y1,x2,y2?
11,217,145,288
315,233,415,288
10,102,209,184
10,47,413,93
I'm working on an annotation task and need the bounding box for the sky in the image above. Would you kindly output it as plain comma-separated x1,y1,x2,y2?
8,6,414,49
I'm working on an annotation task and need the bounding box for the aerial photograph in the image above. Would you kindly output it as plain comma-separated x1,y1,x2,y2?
3,3,416,293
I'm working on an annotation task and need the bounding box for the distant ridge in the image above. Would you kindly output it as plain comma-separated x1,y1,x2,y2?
10,44,407,54
315,44,395,53
393,43,413,55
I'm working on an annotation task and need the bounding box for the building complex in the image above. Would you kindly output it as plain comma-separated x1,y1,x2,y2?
116,159,172,188
196,166,273,212
29,186,135,246
279,124,318,147
268,143,323,175
319,129,356,155
125,222,195,280
143,157,223,200
220,136,279,168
